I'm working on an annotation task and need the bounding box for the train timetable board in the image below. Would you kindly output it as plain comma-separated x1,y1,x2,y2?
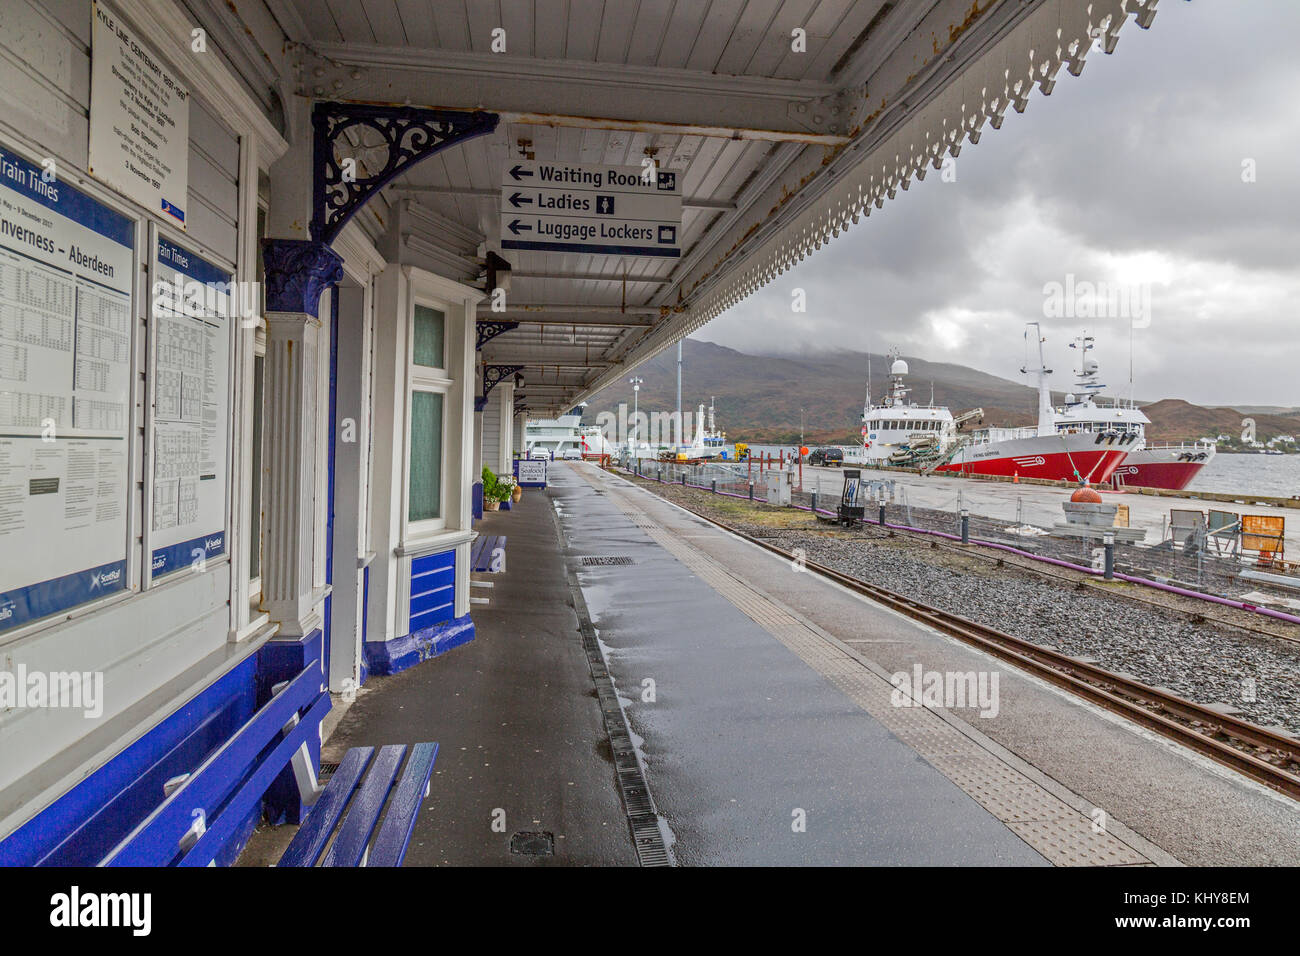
500,161,682,257
147,234,231,580
0,146,135,633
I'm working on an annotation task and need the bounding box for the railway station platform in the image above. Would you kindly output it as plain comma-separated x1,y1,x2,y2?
257,461,1299,866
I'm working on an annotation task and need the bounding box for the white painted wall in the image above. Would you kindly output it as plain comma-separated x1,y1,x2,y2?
0,0,285,838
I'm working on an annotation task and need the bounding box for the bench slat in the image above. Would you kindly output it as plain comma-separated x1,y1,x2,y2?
277,746,374,868
101,667,325,867
321,744,405,866
472,535,507,572
367,742,438,868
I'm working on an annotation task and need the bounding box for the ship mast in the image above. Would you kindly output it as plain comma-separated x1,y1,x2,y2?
1022,322,1055,433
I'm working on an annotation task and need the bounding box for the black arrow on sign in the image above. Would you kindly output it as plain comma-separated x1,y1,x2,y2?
509,164,534,181
507,219,533,235
508,191,533,208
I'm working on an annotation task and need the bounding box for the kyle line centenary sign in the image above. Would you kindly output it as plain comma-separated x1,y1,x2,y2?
500,161,682,257
88,2,190,228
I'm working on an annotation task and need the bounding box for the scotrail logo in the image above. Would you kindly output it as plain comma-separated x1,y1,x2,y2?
890,664,1000,718
204,535,223,552
89,567,121,591
0,665,104,719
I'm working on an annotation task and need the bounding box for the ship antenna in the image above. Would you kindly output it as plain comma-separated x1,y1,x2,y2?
1128,320,1135,409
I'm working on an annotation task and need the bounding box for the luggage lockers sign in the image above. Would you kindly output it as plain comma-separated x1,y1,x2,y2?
0,146,135,633
500,161,682,257
89,2,190,228
147,235,231,579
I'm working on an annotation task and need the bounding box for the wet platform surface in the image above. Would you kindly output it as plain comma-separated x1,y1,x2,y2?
552,465,1048,865
301,462,1299,866
314,485,638,866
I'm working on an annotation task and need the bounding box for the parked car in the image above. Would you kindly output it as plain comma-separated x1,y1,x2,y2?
559,447,582,460
808,447,844,467
528,447,552,460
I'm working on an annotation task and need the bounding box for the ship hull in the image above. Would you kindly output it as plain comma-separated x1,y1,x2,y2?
936,434,1128,483
1110,446,1215,491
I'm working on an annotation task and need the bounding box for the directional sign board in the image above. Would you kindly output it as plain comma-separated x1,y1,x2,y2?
500,161,682,257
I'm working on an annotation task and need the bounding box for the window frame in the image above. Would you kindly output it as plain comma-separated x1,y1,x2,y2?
402,298,453,537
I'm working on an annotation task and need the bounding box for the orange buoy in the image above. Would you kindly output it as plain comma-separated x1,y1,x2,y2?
1071,485,1103,504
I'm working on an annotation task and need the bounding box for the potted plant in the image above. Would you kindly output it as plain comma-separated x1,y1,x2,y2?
481,465,508,511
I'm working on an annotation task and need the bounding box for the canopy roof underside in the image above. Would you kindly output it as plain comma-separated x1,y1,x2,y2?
242,0,1164,413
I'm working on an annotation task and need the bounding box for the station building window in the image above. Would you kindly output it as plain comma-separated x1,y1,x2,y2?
406,303,450,532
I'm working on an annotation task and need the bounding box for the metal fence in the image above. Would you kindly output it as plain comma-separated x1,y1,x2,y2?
615,456,1300,610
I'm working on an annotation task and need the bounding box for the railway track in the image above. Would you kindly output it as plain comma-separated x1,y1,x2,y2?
625,471,1300,801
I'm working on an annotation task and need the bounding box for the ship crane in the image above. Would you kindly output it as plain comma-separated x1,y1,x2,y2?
952,407,984,430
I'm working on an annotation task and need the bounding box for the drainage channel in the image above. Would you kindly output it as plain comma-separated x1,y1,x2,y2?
556,515,672,867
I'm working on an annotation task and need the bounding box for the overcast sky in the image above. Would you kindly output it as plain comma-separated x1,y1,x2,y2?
696,0,1299,408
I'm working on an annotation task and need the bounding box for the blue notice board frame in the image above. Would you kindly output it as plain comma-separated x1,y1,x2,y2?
0,146,137,634
145,230,234,582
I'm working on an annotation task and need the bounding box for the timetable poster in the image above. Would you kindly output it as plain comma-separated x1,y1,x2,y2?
148,236,230,579
0,147,134,633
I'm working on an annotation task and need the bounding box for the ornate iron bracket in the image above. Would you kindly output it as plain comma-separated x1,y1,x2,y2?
261,239,344,318
477,364,523,412
476,320,520,351
311,102,499,244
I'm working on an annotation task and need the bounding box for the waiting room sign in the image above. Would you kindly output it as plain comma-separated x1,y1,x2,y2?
500,161,681,257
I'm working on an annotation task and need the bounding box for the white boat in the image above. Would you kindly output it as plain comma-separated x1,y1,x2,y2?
524,407,593,459
859,354,962,466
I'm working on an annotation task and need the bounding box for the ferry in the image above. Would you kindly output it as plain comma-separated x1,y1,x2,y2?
524,405,615,460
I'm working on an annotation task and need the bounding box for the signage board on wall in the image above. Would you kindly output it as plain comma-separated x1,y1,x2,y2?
88,2,190,229
147,234,231,579
500,161,682,257
0,145,135,632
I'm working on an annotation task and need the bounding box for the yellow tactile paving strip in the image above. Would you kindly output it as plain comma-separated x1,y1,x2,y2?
575,467,1154,866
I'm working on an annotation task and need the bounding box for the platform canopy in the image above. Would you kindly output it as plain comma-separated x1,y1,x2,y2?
228,0,1164,414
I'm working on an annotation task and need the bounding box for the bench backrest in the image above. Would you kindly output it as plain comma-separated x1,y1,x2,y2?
100,666,328,867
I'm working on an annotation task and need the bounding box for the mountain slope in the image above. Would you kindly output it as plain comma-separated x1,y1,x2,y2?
581,339,1295,444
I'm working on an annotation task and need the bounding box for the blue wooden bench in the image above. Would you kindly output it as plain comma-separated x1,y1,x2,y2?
100,665,437,867
470,533,507,573
278,742,438,867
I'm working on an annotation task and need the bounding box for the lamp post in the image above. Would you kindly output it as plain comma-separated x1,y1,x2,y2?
630,376,643,451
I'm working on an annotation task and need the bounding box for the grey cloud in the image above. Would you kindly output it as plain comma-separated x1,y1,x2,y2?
697,0,1300,408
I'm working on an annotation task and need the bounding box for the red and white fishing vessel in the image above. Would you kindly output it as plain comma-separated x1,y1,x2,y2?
1052,332,1216,491
933,324,1130,484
